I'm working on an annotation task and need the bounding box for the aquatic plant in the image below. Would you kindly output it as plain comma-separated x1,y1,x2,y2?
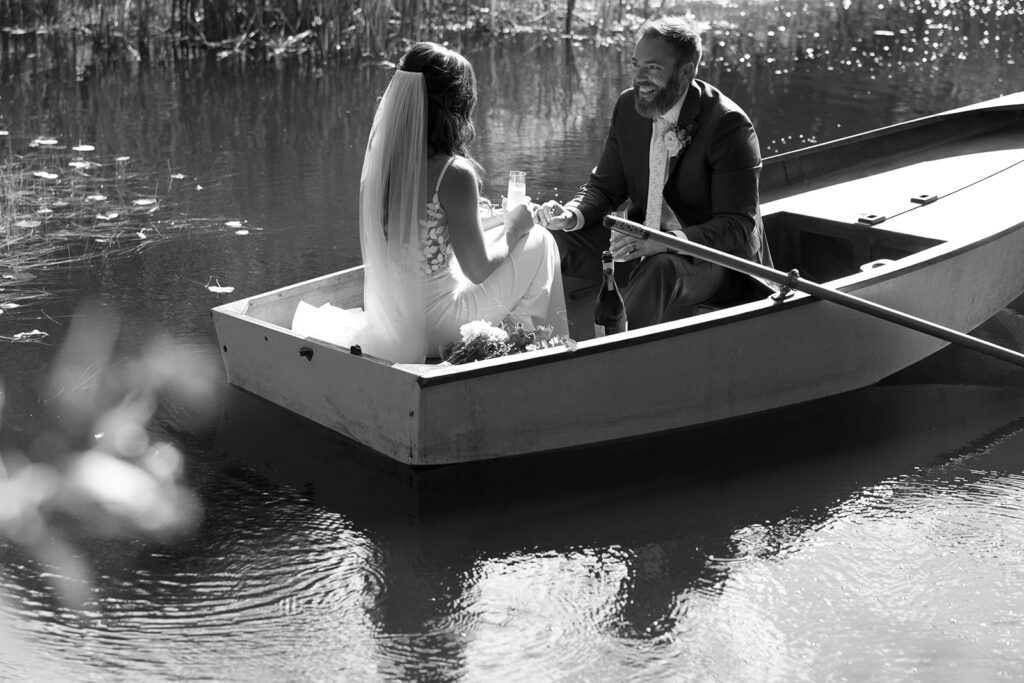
0,133,250,310
0,0,652,63
2,0,1019,74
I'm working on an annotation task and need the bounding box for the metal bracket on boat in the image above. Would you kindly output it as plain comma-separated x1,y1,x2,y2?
910,193,938,205
299,346,314,361
860,258,894,272
857,213,886,226
771,269,801,304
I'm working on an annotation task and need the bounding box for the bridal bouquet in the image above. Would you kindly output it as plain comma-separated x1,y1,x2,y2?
441,320,574,364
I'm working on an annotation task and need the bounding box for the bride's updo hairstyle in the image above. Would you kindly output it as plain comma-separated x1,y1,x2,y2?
398,42,478,158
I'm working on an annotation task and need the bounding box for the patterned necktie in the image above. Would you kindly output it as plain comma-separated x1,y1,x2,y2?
645,118,669,231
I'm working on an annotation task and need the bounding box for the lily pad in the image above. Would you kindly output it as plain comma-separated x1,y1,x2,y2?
206,277,235,294
11,329,48,343
1,272,37,282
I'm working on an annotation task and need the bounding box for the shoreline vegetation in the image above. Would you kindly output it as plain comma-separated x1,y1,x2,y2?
1,0,647,63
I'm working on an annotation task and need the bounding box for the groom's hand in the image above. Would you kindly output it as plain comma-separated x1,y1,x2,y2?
537,200,577,232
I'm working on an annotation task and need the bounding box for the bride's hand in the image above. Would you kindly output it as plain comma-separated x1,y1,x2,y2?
500,196,532,213
504,203,534,245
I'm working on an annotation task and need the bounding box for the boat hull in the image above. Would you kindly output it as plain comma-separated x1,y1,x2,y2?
213,222,1024,465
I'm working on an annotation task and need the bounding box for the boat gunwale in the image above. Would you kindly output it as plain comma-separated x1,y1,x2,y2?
762,95,1024,169
214,207,1024,388
413,213,1024,386
212,92,1024,388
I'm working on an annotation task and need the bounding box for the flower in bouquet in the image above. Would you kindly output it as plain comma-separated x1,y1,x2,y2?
505,323,572,354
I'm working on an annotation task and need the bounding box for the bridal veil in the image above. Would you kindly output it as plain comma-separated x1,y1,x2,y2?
359,70,429,363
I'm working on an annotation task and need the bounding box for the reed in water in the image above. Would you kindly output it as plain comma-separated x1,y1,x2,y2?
0,0,641,61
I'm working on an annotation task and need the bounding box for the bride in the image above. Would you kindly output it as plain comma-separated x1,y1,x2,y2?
297,42,568,363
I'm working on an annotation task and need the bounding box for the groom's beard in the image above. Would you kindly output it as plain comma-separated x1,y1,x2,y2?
633,69,687,119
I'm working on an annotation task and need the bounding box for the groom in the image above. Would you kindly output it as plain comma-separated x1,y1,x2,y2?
538,16,771,329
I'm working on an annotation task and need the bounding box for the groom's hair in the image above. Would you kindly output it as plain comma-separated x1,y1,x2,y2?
398,42,478,159
640,17,703,75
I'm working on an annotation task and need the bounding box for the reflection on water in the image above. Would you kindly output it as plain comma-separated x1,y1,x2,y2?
8,368,1016,680
4,361,1024,677
206,373,1024,681
3,0,1024,678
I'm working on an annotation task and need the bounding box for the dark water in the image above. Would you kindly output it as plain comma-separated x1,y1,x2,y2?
3,2,1024,679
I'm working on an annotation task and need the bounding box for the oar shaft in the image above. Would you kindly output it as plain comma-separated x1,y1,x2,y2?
604,215,1024,370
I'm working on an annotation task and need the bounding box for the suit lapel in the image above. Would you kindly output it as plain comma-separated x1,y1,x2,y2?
666,80,702,179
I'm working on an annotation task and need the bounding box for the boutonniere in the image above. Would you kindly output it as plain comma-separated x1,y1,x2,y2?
664,122,698,158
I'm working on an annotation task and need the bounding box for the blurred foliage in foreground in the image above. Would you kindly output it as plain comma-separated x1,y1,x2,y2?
0,300,219,610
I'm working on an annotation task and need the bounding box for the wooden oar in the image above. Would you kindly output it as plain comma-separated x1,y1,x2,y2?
603,214,1024,370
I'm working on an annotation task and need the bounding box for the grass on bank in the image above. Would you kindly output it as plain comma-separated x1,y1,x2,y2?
1,0,649,62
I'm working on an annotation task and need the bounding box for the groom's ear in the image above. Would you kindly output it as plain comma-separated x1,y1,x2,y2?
679,61,696,81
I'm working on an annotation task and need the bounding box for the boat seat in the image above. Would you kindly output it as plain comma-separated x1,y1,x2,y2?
691,271,774,315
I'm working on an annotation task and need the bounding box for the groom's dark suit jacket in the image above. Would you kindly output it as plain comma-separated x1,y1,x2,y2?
568,78,770,268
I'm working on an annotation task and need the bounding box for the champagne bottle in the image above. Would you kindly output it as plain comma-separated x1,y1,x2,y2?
593,250,627,337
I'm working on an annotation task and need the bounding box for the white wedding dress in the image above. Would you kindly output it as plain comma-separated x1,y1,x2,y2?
420,157,567,354
291,71,566,363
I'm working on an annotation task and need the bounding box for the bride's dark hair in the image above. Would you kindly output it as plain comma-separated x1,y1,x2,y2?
398,42,478,158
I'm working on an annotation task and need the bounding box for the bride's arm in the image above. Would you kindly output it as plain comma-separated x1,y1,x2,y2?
442,159,531,285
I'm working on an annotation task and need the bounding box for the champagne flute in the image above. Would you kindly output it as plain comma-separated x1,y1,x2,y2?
507,170,526,209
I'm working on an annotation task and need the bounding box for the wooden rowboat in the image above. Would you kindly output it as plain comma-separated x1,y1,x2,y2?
212,92,1024,466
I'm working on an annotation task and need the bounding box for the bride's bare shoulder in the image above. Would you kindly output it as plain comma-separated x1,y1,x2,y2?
437,156,478,193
